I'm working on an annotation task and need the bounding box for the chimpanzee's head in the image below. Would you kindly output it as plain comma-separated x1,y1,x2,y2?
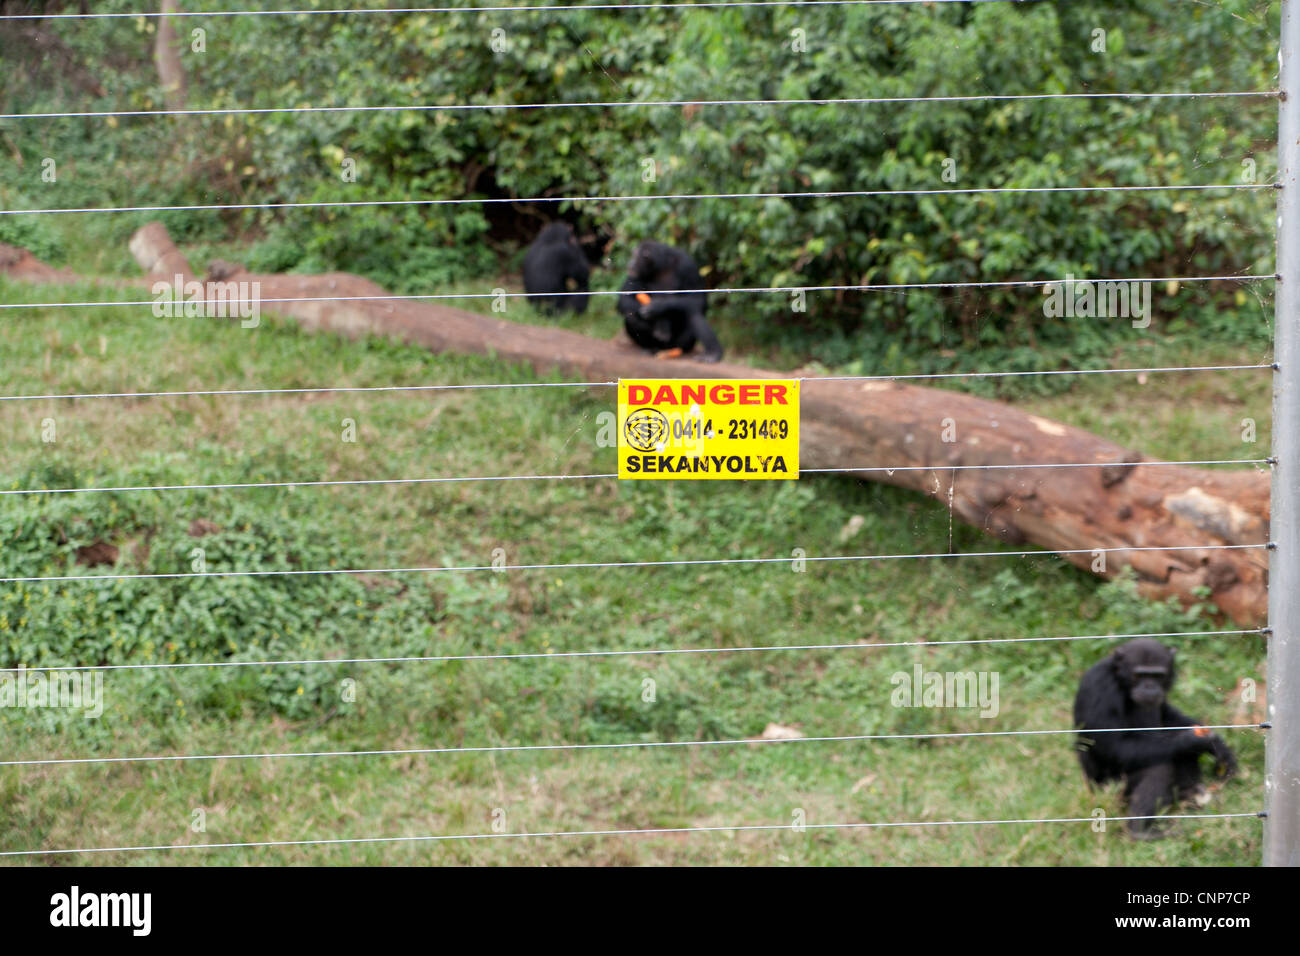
1112,638,1175,709
627,241,675,281
538,222,578,247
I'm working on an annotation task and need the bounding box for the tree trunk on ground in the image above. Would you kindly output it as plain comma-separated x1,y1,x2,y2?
2,225,1273,625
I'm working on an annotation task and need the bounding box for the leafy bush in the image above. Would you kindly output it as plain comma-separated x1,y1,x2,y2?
0,460,507,719
0,213,64,264
1,0,1278,369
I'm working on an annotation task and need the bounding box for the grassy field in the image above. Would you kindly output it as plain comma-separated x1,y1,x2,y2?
0,272,1271,865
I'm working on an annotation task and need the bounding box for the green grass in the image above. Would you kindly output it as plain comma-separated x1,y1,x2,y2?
0,276,1270,865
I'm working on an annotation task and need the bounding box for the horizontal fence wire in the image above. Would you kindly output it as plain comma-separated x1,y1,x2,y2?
4,90,1277,121
0,364,1273,404
0,275,1272,314
0,381,619,401
0,459,1272,499
810,363,1277,383
0,184,1275,217
0,1,1193,21
0,543,1270,586
0,812,1264,859
2,628,1263,674
0,724,1265,769
802,459,1273,474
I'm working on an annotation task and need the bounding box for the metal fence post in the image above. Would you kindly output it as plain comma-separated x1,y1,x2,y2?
1268,0,1300,867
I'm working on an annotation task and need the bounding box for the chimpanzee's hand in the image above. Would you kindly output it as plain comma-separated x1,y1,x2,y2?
635,292,654,319
1209,735,1237,777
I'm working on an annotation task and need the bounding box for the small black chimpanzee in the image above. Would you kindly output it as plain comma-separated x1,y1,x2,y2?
617,240,723,363
1073,638,1236,839
522,222,591,314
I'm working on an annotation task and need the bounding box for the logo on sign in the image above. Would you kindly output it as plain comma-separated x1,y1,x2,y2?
624,408,670,452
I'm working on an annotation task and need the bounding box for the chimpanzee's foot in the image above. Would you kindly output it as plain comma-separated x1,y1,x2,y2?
1128,819,1172,841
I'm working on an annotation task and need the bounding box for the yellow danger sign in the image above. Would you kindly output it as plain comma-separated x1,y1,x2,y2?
617,379,800,480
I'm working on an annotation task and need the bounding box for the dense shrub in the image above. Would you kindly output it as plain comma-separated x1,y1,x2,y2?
1,0,1278,366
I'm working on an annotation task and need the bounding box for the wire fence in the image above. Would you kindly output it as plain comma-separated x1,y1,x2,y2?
1,89,1282,125
0,723,1266,769
0,812,1265,860
0,543,1272,586
0,184,1277,216
0,626,1266,674
0,0,1211,21
0,0,1282,862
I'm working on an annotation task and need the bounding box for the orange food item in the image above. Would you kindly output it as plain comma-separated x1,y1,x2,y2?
1194,725,1210,737
636,293,651,305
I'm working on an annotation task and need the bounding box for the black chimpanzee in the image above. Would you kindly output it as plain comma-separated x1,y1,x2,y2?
522,222,591,314
617,240,724,363
1073,638,1236,839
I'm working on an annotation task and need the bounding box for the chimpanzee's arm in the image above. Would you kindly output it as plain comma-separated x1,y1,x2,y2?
617,288,645,321
639,291,705,318
1161,703,1237,772
1085,722,1213,772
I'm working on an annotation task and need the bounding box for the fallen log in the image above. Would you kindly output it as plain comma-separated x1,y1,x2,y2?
1,226,1273,624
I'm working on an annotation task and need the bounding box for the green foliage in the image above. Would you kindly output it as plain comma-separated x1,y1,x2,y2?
0,1,1278,372
0,459,498,719
0,210,64,264
976,565,1212,637
1091,569,1215,634
605,0,1276,370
